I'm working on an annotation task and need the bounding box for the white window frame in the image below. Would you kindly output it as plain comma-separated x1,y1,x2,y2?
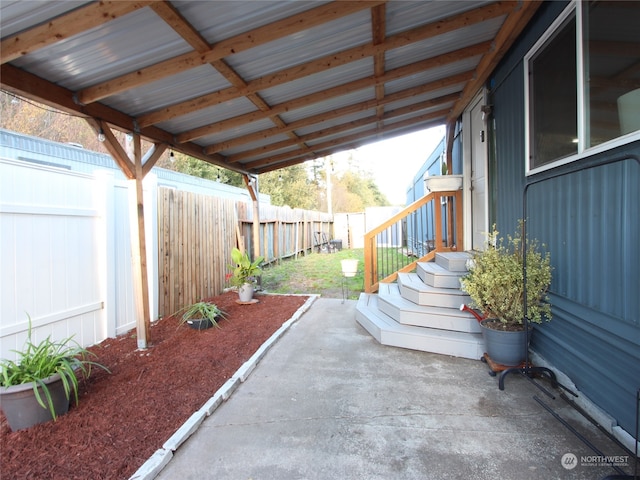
524,0,640,176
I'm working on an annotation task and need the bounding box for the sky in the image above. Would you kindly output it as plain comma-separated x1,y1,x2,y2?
330,125,446,205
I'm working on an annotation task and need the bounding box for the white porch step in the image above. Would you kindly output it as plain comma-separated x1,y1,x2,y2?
417,261,466,289
435,251,472,272
398,272,471,308
355,293,484,361
378,283,480,333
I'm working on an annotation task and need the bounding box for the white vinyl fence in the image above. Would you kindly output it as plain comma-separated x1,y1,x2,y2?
0,158,157,361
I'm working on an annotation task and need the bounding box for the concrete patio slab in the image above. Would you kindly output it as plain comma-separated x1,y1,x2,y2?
154,298,633,480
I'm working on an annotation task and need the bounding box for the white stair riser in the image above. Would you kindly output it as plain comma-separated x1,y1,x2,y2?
400,284,470,308
356,294,485,361
380,330,484,361
378,298,481,333
435,252,471,272
418,269,463,289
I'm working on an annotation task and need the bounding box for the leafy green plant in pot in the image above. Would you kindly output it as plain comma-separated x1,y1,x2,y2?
175,301,227,330
228,247,264,302
460,222,552,366
0,315,110,431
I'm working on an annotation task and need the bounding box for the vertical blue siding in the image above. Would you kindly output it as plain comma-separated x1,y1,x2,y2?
488,2,640,436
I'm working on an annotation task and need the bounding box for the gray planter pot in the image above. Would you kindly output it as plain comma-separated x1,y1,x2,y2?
0,373,70,431
238,283,254,302
480,319,532,366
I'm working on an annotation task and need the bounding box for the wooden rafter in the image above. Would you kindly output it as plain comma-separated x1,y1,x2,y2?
227,96,459,164
190,38,490,159
0,0,536,176
0,1,153,64
76,1,385,105
243,108,450,171
135,2,511,128
207,88,464,156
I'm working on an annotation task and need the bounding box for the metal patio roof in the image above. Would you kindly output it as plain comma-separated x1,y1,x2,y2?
0,1,541,176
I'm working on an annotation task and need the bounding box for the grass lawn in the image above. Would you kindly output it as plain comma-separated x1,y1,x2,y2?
261,249,365,300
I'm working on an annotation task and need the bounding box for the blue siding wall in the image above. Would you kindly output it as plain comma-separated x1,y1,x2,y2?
488,3,640,436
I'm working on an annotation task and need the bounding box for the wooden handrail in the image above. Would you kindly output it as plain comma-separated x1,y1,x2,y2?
363,189,463,293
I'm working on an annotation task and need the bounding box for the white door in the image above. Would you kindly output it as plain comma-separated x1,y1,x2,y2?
469,94,488,249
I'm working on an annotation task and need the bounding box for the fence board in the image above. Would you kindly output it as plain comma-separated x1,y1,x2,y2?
158,188,333,316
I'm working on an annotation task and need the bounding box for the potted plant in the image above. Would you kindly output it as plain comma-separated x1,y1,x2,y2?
228,247,264,302
175,301,227,330
460,222,552,366
0,315,109,431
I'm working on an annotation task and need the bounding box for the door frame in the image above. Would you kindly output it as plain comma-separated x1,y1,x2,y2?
462,89,489,250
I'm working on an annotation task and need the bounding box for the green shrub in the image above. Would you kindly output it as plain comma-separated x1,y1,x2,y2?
460,222,552,326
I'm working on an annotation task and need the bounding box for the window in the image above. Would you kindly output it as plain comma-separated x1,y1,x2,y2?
525,1,640,173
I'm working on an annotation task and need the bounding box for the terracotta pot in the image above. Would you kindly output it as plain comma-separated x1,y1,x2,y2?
0,373,70,431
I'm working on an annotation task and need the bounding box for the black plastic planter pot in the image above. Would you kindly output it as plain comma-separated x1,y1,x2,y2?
479,319,532,366
187,319,215,330
0,373,70,431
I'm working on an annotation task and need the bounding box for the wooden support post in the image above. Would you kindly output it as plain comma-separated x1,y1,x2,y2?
243,174,260,260
130,134,151,349
85,119,166,349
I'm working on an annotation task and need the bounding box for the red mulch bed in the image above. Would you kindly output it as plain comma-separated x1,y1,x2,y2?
0,292,309,480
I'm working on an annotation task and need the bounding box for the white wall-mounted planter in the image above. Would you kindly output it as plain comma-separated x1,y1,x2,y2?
424,174,463,193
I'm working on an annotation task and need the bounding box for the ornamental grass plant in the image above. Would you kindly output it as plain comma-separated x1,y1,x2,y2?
0,315,109,420
175,301,227,329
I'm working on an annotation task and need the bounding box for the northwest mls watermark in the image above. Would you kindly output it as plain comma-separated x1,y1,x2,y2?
561,453,630,470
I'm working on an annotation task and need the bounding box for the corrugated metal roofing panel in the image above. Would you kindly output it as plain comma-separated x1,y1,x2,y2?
384,93,456,113
226,9,372,81
224,133,293,155
306,124,373,147
11,8,191,90
232,145,298,162
384,57,480,95
259,58,373,105
0,1,90,37
174,1,328,44
106,65,232,117
294,109,376,137
155,96,258,134
279,88,377,124
385,0,494,35
194,118,280,147
386,16,505,70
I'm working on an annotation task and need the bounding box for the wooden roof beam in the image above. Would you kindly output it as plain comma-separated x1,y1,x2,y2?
77,1,385,104
447,1,542,123
136,1,509,127
371,4,387,129
151,0,308,155
0,1,153,64
227,96,459,163
243,109,449,170
0,64,243,174
253,118,447,174
206,86,465,154
180,40,488,145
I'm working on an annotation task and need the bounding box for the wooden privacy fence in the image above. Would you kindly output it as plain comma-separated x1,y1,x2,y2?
237,203,334,263
158,187,237,317
158,187,333,317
